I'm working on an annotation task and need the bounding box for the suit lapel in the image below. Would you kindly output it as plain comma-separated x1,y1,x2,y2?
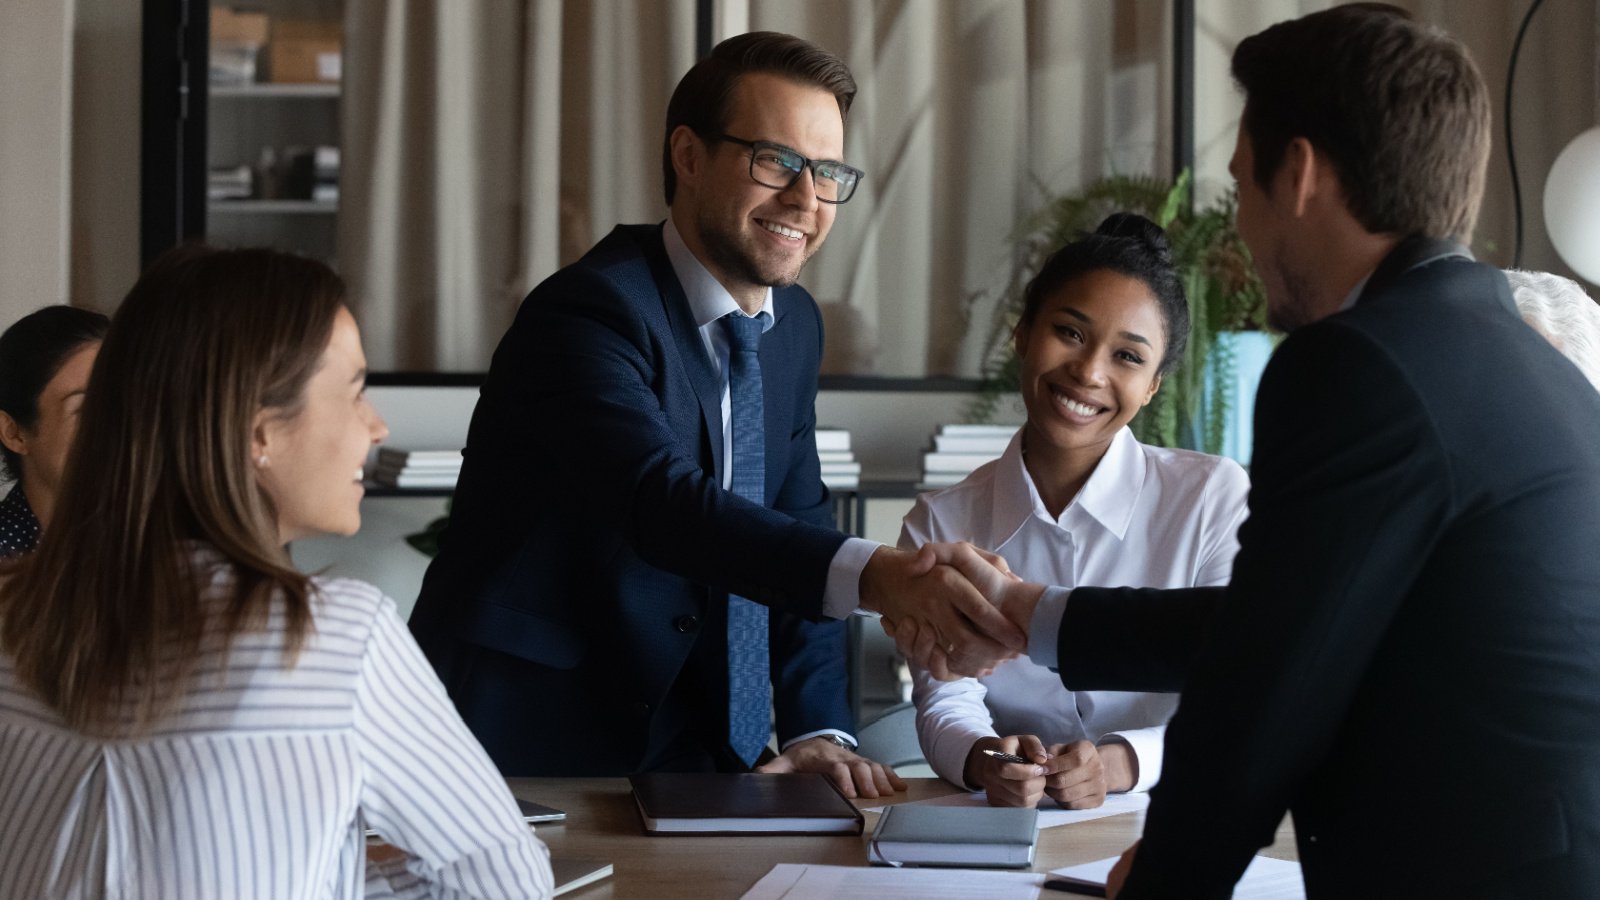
641,227,727,479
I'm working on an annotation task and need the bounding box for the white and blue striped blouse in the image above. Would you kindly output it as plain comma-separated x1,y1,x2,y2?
0,570,553,899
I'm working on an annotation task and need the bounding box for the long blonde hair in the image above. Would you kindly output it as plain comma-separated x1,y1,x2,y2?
0,245,343,734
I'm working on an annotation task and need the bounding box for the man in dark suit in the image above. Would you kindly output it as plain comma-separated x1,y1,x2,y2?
907,5,1600,897
409,32,1023,794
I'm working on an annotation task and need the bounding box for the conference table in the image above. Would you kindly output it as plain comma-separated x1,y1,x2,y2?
503,777,1304,898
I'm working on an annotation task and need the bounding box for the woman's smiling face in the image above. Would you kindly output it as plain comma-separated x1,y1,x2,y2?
1015,268,1167,463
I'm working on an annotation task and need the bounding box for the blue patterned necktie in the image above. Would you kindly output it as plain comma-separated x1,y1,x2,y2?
722,311,771,766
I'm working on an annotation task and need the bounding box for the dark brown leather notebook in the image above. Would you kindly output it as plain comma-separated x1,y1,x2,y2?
628,772,864,835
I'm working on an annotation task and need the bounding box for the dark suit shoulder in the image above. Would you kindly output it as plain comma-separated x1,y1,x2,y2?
1256,315,1437,431
520,224,670,318
772,282,822,326
1321,256,1600,483
487,225,679,380
1321,255,1531,390
567,224,667,285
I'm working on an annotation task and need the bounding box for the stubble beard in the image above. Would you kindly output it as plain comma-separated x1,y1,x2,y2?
700,208,813,290
1266,267,1322,333
1258,239,1319,333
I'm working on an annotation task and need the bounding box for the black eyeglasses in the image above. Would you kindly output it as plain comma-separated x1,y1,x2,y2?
716,135,864,204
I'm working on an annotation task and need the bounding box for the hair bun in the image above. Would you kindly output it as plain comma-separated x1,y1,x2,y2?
1095,212,1173,266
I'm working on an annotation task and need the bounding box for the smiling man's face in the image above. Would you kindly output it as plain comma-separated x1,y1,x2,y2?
685,72,843,304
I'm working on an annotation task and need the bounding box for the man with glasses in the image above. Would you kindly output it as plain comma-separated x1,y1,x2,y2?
410,31,1023,793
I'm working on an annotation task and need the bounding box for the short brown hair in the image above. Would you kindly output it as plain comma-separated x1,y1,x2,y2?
0,245,342,735
1231,3,1490,243
661,31,857,205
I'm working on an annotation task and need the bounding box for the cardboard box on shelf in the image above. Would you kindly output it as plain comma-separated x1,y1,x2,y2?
210,7,269,85
211,7,269,45
269,17,342,84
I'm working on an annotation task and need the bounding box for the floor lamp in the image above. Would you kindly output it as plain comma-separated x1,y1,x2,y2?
1543,0,1600,286
1545,126,1600,286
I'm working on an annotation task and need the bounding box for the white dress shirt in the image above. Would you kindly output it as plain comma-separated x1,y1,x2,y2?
662,219,872,749
0,569,553,899
904,428,1249,792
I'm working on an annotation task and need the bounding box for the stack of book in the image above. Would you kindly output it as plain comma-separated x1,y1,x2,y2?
311,145,340,203
370,448,462,489
919,424,1019,488
208,165,252,201
815,427,861,491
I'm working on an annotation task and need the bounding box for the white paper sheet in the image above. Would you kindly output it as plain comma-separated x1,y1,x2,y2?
741,863,1046,900
864,790,1150,828
1049,854,1306,899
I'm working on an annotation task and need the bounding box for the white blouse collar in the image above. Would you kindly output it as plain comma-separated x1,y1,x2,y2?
988,426,1147,545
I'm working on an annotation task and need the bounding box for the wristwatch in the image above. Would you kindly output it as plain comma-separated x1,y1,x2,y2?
814,734,856,751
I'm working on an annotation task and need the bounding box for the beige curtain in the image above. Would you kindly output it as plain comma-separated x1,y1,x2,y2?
1417,0,1599,281
1193,0,1600,283
339,0,694,371
0,0,74,325
334,0,1598,374
338,0,1169,376
743,0,1172,377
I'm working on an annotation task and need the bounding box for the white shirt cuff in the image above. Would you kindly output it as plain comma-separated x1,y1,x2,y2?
780,729,857,752
1027,587,1072,669
1097,725,1165,793
824,537,881,619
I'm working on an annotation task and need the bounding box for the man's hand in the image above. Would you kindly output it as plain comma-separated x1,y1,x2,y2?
755,736,907,799
874,543,1044,679
920,542,1046,632
860,544,1026,679
963,735,1052,808
1106,840,1139,898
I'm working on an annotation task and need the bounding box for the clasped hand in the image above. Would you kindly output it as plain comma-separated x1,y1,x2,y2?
860,542,1043,679
963,735,1136,810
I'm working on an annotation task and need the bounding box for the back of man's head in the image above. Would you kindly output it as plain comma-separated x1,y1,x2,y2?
660,31,857,206
1231,3,1490,244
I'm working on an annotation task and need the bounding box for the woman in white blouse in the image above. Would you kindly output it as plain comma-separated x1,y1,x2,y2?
904,214,1250,810
0,246,554,899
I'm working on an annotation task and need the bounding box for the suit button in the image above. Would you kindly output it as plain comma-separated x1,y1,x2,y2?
673,615,700,633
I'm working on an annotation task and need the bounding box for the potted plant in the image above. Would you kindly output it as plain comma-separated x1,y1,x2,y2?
970,171,1270,459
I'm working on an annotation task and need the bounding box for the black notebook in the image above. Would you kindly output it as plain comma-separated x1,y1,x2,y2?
628,772,864,835
867,804,1038,867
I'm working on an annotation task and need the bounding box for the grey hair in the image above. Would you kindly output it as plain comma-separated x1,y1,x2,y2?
1505,269,1600,392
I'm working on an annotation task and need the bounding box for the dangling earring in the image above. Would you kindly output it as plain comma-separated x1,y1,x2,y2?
256,454,270,468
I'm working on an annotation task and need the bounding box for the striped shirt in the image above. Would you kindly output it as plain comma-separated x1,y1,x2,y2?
0,570,554,899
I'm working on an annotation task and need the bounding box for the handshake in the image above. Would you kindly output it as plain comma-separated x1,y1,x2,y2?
858,542,1046,681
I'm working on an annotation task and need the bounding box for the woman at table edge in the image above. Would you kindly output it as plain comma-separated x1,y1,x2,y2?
902,213,1250,809
0,245,554,899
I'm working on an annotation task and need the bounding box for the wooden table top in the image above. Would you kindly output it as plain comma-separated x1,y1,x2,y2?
505,777,1301,899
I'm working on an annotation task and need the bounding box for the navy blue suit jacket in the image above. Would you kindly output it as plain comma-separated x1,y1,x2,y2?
1056,239,1600,898
409,224,851,776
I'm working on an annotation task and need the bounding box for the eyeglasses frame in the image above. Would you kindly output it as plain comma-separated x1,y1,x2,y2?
713,134,864,205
